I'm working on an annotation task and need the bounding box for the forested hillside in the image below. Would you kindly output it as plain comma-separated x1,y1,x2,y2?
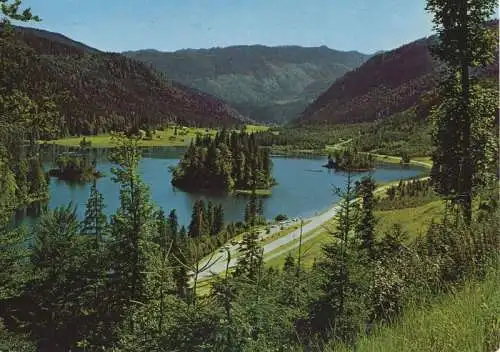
297,22,498,125
124,45,370,123
2,25,246,137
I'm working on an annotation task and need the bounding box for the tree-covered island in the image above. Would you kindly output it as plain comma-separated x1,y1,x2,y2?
171,130,275,193
324,148,375,172
48,152,102,181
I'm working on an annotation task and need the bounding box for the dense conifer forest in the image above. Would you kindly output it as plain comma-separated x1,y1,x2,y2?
171,130,275,192
0,1,498,351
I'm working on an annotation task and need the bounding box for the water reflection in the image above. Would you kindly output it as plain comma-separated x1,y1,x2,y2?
20,145,427,227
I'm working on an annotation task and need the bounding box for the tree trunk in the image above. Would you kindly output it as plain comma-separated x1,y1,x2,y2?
459,1,472,224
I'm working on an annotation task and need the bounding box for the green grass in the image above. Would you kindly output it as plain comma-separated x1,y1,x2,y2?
265,198,445,271
42,124,268,148
260,220,312,247
328,270,500,352
244,124,270,133
371,153,433,169
264,227,330,270
374,200,445,239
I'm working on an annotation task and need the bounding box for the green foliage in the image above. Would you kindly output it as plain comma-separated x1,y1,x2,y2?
377,178,437,210
426,0,497,222
0,153,17,218
275,213,288,222
0,319,35,352
331,270,500,352
0,225,29,301
244,189,265,226
79,137,92,148
430,81,498,206
234,229,263,281
81,180,108,246
49,152,100,181
107,134,158,317
256,108,434,158
1,0,40,22
172,130,274,192
329,148,375,171
426,0,497,68
310,172,362,345
354,177,377,261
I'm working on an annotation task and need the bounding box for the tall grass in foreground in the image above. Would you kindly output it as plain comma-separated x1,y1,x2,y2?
327,268,500,352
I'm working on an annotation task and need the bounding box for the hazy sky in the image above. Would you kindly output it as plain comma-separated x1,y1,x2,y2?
17,0,435,53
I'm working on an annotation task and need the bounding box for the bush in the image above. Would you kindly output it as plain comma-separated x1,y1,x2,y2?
275,214,288,222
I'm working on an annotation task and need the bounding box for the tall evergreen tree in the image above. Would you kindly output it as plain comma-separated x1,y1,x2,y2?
107,134,157,320
28,205,99,350
167,209,178,237
355,176,377,261
311,171,360,344
426,0,497,222
188,200,206,238
212,204,225,236
245,189,259,226
82,180,108,248
206,201,215,235
234,229,263,281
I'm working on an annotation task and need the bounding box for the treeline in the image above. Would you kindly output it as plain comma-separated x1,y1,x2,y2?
328,148,375,171
172,130,274,192
48,152,101,181
376,178,436,210
254,124,367,151
2,153,498,351
254,109,433,158
1,22,241,140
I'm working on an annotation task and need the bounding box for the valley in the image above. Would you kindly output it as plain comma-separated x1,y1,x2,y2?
0,1,498,351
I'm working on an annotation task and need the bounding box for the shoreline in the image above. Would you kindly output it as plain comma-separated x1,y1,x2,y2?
195,173,432,282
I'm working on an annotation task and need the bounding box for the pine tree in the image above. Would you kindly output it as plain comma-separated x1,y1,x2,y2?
234,229,263,281
188,200,206,238
426,0,497,222
108,134,157,318
28,205,97,349
245,189,258,226
212,204,225,236
27,156,47,199
206,201,215,235
283,253,295,274
355,176,377,261
167,209,178,237
311,171,360,344
82,180,108,248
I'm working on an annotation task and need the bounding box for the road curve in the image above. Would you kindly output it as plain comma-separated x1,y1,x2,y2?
196,203,341,280
194,173,431,282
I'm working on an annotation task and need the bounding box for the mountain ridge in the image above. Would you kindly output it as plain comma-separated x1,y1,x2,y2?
123,45,371,123
296,27,498,125
2,25,247,136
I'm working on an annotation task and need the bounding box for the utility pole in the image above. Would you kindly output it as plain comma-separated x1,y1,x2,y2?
296,218,303,278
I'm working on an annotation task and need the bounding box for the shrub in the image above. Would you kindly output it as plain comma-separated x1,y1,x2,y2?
275,214,288,222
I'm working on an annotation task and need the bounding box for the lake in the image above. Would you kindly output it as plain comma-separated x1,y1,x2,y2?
15,145,427,227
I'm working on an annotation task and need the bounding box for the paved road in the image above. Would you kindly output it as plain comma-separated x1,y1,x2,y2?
196,204,341,280
194,173,432,282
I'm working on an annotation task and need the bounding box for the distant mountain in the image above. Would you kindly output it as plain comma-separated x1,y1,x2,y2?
123,45,371,123
297,24,498,125
3,26,246,136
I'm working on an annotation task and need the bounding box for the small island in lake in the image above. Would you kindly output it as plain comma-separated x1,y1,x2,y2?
48,152,102,181
171,130,275,193
323,149,375,172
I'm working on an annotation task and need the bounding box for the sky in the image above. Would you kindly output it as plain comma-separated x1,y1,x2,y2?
16,0,436,54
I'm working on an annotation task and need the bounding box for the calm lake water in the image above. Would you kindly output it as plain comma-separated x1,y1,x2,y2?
16,145,426,227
